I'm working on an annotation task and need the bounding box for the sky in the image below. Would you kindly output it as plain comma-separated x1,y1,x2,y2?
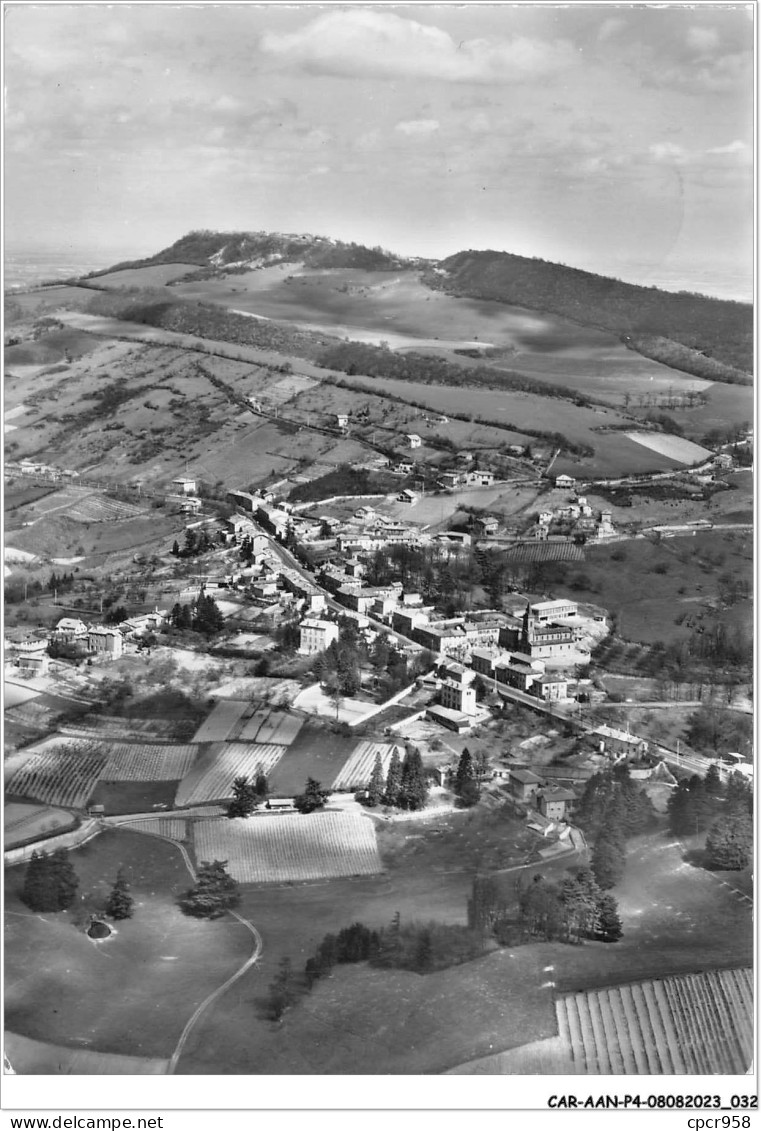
3,3,755,290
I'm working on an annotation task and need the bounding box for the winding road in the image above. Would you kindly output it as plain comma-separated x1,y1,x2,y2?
118,821,263,1075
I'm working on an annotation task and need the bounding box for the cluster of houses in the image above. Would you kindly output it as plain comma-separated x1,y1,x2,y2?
6,460,79,481
7,608,170,675
527,478,616,543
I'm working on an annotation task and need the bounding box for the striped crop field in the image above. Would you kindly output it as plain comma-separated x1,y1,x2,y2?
505,541,585,564
100,743,199,782
192,810,382,883
65,494,145,523
174,742,286,807
120,817,188,840
191,700,250,743
331,741,400,791
227,708,304,746
556,967,753,1074
6,743,107,808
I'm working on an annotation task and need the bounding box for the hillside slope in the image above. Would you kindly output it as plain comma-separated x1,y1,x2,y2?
428,250,752,380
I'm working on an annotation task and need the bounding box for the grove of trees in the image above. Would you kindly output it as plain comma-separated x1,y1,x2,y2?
21,849,79,912
180,859,240,918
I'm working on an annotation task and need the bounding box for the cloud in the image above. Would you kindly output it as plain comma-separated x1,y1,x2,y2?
260,10,578,84
395,119,440,137
687,26,721,55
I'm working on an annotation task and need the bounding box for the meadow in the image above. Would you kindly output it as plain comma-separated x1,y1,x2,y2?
539,529,752,645
265,723,359,797
4,829,252,1061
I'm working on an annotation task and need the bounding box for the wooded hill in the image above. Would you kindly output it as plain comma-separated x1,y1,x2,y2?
429,250,752,381
105,229,414,275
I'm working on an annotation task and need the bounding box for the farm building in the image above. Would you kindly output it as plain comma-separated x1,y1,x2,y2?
509,768,543,803
395,460,414,475
299,618,340,655
406,434,422,449
172,476,197,495
471,515,499,537
397,488,419,505
16,652,50,675
555,474,576,489
439,471,463,490
465,470,495,487
335,414,349,430
538,786,577,820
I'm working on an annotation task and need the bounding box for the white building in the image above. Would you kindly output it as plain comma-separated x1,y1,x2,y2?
439,679,477,716
299,618,340,655
406,434,422,449
530,599,578,621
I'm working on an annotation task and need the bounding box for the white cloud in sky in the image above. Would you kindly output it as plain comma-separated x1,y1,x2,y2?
260,10,577,84
687,26,721,55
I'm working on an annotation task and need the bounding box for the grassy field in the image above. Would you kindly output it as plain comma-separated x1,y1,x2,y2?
4,828,252,1060
4,801,77,848
537,530,752,645
265,723,359,796
176,796,753,1075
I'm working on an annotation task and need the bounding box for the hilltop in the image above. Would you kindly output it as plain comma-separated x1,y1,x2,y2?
101,229,418,276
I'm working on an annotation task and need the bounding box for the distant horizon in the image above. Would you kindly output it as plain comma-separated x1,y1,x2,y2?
4,233,753,305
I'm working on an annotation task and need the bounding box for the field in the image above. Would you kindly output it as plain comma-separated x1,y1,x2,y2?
4,829,252,1061
5,737,201,812
4,801,77,848
191,810,383,883
87,780,180,814
99,742,199,781
6,742,107,808
174,741,287,806
325,372,690,478
82,263,199,289
331,741,399,791
505,541,585,564
4,1032,169,1075
532,530,753,645
190,700,249,742
626,431,712,465
265,723,360,796
555,967,753,1074
119,816,188,840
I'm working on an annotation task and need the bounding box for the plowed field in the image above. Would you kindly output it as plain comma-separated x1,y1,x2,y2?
192,810,382,883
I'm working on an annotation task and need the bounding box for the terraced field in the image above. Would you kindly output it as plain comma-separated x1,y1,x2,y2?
193,810,382,883
331,741,400,791
556,968,753,1074
174,742,286,807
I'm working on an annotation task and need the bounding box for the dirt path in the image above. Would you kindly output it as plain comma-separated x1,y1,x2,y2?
117,821,264,1074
